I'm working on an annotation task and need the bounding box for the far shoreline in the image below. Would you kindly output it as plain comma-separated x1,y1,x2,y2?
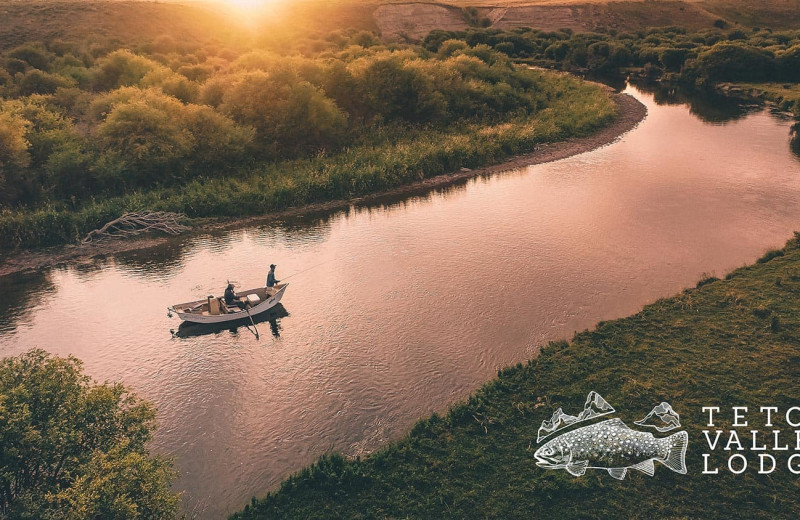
0,92,647,278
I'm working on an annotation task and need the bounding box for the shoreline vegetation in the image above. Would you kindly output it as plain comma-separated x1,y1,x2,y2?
0,90,645,277
420,24,800,119
0,70,615,246
231,233,800,519
0,31,621,255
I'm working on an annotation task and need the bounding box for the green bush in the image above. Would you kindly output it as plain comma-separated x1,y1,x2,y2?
90,50,161,91
16,69,75,95
6,43,53,71
0,31,623,247
692,42,775,81
0,349,179,518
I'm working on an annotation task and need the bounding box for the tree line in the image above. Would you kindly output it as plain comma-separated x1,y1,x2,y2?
0,31,553,209
424,25,800,86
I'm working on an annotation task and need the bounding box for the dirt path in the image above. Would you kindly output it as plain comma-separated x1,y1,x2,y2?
0,92,646,278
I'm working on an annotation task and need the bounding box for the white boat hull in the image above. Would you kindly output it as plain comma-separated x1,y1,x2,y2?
170,284,288,324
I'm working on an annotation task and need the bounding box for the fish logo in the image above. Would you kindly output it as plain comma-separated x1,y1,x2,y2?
534,392,688,480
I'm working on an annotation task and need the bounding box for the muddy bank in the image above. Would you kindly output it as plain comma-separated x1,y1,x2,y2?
0,92,646,278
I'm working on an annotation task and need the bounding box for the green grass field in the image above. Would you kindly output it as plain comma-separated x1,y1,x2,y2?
233,235,800,519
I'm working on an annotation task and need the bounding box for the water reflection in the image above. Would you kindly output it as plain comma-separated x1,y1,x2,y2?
173,305,289,339
631,80,762,123
0,270,54,334
791,123,800,159
116,239,191,277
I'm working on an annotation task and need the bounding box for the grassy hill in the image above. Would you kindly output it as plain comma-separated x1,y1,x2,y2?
0,0,246,51
373,0,800,40
3,0,800,52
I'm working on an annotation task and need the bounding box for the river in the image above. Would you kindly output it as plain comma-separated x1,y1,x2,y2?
1,83,800,518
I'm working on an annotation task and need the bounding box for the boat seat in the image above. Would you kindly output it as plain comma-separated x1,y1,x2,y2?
208,296,221,316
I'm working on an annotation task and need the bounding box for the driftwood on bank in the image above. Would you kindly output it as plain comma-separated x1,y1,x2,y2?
82,211,189,244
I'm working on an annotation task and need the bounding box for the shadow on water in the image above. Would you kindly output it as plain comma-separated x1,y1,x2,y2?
172,304,289,339
252,176,474,239
631,80,763,124
0,270,55,334
115,239,190,277
791,123,800,160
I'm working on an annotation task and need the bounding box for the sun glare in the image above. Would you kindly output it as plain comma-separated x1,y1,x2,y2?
217,0,282,25
224,0,268,9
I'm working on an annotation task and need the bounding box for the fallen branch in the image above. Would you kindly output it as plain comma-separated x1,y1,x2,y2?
82,211,189,244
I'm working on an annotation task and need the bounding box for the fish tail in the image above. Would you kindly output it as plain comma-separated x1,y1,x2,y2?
659,431,688,474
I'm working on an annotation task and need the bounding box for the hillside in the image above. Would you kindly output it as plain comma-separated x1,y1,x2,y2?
374,0,800,41
0,0,245,51
2,1,800,50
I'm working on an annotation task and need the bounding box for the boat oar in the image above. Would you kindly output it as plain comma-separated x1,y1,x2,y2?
245,307,259,339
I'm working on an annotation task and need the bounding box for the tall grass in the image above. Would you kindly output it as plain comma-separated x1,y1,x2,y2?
0,76,615,249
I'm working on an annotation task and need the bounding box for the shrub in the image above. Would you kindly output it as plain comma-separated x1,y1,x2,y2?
776,44,800,81
0,110,31,170
90,50,161,91
95,97,194,187
15,69,75,95
757,248,785,263
141,66,200,103
659,47,690,72
182,104,254,169
694,43,775,82
6,43,53,71
220,70,348,156
0,349,179,518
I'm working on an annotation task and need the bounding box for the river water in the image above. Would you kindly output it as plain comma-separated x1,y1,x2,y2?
1,84,800,518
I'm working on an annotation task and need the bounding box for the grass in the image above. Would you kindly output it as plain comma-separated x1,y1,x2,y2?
0,74,616,249
720,82,800,114
0,1,247,52
232,232,800,519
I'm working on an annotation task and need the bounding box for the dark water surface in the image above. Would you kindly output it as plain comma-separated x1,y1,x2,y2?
2,84,800,518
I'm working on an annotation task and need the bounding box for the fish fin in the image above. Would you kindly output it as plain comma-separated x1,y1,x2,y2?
659,431,688,474
631,459,655,476
566,460,588,477
604,417,628,428
607,468,627,480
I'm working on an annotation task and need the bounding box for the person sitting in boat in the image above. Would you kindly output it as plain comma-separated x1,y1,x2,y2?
266,264,280,288
224,283,251,310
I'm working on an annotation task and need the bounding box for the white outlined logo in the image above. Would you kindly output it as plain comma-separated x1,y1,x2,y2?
534,392,688,480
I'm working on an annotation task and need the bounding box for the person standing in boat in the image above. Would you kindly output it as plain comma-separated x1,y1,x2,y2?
266,264,280,288
224,283,251,310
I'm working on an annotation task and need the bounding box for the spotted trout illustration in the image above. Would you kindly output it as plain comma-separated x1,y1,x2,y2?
534,417,688,480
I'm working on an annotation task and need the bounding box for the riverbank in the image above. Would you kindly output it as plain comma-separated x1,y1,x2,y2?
232,232,800,519
717,82,800,116
0,91,646,278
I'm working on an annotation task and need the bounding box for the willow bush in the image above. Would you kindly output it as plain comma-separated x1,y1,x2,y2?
0,30,617,249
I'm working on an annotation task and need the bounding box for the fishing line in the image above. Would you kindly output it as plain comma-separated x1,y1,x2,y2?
279,259,331,281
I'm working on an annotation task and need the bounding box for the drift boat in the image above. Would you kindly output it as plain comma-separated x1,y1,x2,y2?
168,284,289,324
